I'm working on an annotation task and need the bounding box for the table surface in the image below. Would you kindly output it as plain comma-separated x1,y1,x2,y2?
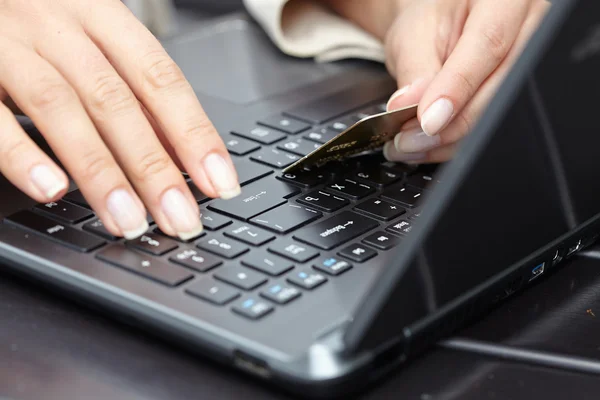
3,5,600,400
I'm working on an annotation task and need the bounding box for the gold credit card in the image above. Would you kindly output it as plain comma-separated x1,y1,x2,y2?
283,104,418,173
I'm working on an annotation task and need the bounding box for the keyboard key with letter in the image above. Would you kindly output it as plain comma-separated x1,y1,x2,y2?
277,138,320,156
293,211,379,250
232,126,286,145
287,270,327,290
169,248,222,272
224,224,275,246
277,170,326,189
297,190,348,212
199,210,232,231
232,297,274,320
261,284,301,305
327,179,375,200
352,168,403,187
302,127,339,144
83,218,119,241
313,257,352,276
268,241,319,263
222,135,261,156
126,233,178,256
363,232,402,250
197,236,249,259
338,244,377,263
258,115,310,135
34,200,94,224
250,204,322,234
354,198,405,221
387,219,414,236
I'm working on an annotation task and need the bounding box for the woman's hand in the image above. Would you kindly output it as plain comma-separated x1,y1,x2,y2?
382,0,550,163
0,0,240,240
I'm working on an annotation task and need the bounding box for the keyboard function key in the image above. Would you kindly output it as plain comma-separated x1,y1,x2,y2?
268,241,319,263
82,218,119,241
215,266,267,290
382,185,423,208
293,211,379,250
313,257,352,276
387,219,414,236
297,190,348,212
327,179,375,200
185,280,240,305
287,270,327,290
169,248,222,272
241,250,294,276
277,138,321,156
363,232,402,250
6,211,105,252
250,203,322,234
197,236,249,259
338,244,377,263
277,170,326,189
126,233,178,256
232,126,287,145
96,245,193,286
251,148,300,169
258,115,310,135
223,135,261,156
34,200,94,224
224,224,275,246
354,198,406,221
199,210,232,231
261,283,301,305
232,297,274,320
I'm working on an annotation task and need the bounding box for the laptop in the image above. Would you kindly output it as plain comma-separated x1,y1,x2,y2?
0,0,598,397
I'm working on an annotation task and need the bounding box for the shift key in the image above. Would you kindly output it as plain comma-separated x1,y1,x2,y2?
209,179,300,220
293,211,379,250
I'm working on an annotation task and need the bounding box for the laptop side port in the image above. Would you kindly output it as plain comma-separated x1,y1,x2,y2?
529,262,546,282
567,239,583,257
233,350,272,379
551,248,563,267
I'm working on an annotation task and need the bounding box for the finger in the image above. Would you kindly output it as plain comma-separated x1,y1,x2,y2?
433,0,550,148
417,0,531,136
79,1,241,200
34,28,201,240
421,143,459,164
0,39,147,239
140,102,185,172
0,103,69,202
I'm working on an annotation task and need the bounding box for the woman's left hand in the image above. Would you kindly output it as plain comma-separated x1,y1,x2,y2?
383,0,550,164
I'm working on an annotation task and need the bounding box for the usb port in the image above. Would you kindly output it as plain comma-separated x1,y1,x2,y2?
529,262,545,281
567,239,582,256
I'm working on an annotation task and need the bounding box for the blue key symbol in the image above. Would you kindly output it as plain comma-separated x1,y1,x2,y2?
299,272,308,279
243,299,255,308
270,285,282,294
324,258,337,267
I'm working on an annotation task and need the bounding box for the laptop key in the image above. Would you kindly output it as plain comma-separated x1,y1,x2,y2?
187,182,209,204
302,127,339,144
5,210,105,252
352,168,403,187
258,115,310,135
328,120,350,132
154,227,205,243
63,189,90,208
407,172,440,190
354,198,406,221
241,250,294,277
169,248,222,272
185,280,240,305
268,241,319,263
232,158,273,186
363,232,402,250
82,218,119,241
338,244,377,263
387,219,414,236
199,210,232,231
215,266,267,290
261,283,301,305
34,200,94,224
277,138,321,156
327,179,375,200
313,257,352,276
277,170,326,189
232,297,274,320
223,135,261,156
232,126,287,145
250,204,322,234
197,236,249,259
287,270,327,290
382,185,423,208
209,178,299,221
224,224,275,246
126,233,178,256
96,245,193,286
297,190,348,212
293,211,379,250
251,148,300,169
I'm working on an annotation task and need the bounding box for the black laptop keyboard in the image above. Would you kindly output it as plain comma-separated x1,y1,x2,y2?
3,101,440,321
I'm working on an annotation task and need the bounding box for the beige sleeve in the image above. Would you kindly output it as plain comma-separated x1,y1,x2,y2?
242,0,386,63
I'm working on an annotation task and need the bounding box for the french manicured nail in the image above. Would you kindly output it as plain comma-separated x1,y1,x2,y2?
161,187,203,241
395,127,441,153
386,84,411,111
30,164,67,200
383,141,426,162
203,153,241,200
421,98,454,136
106,189,149,239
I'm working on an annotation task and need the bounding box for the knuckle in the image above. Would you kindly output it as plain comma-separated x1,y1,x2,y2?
140,50,187,91
30,77,75,111
450,68,478,100
89,73,136,115
134,149,172,180
78,151,115,183
179,118,215,142
455,111,473,139
480,23,509,62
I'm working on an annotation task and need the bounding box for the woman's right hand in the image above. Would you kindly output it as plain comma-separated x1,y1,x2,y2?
0,0,240,241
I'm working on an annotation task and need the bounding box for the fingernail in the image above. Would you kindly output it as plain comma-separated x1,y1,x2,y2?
161,187,203,241
395,127,441,153
386,84,411,111
29,164,67,200
107,189,149,239
383,141,427,162
421,98,454,136
203,153,241,200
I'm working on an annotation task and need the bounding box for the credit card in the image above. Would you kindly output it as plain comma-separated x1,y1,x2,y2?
283,104,418,173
